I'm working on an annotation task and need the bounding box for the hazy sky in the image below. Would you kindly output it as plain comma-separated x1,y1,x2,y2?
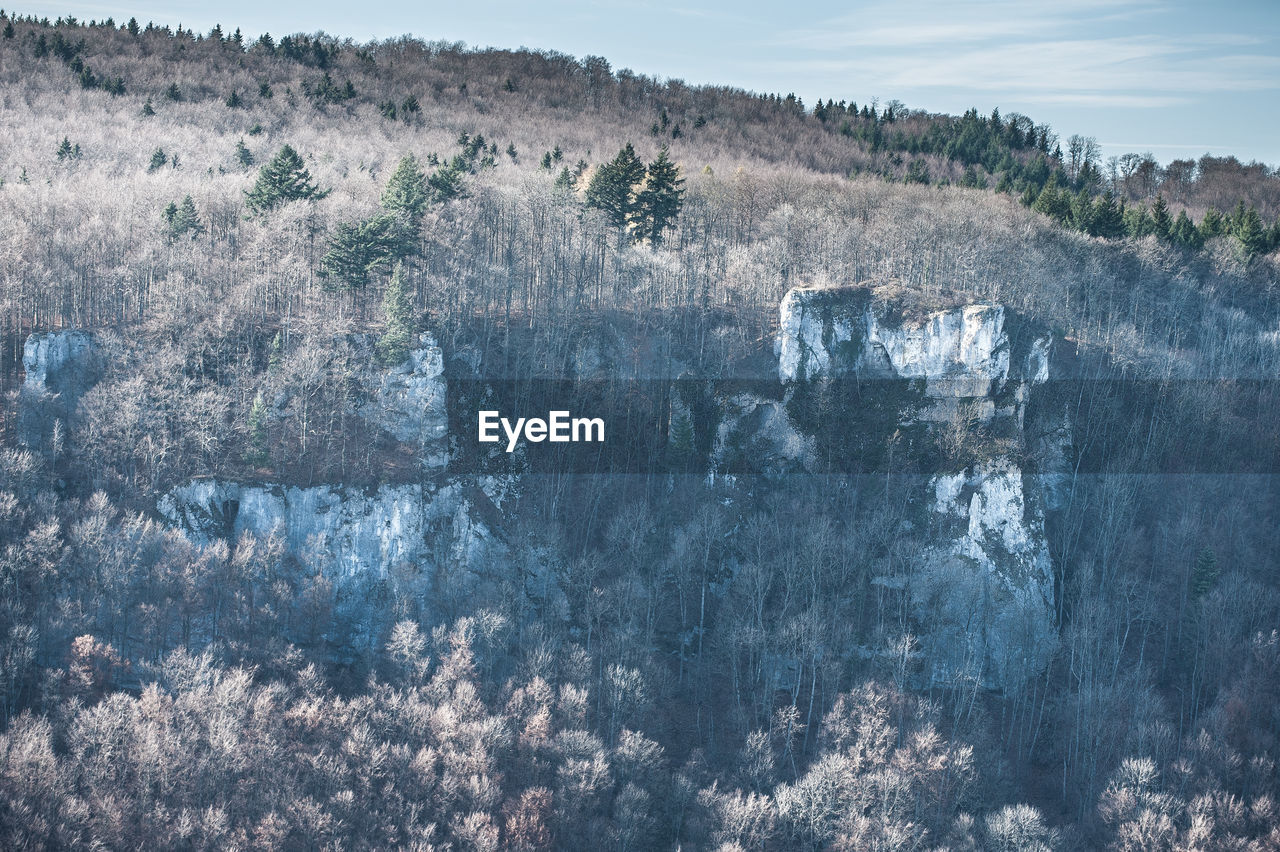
20,0,1280,166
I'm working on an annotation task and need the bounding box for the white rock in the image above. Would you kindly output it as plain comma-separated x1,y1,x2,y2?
22,330,96,395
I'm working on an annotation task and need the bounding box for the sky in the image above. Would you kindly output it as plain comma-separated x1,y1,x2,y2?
17,0,1280,166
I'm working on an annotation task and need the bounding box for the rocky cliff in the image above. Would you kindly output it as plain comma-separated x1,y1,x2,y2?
775,285,1060,689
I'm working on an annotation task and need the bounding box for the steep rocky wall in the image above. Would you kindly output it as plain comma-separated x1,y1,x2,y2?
158,476,510,579
775,285,1061,690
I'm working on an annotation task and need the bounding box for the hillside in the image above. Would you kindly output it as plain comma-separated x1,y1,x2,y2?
1,11,1280,851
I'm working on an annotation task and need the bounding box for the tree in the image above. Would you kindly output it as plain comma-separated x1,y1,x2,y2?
376,264,416,366
234,139,254,167
633,146,685,245
164,195,204,240
1234,206,1267,258
319,215,400,289
381,154,429,225
1199,207,1226,239
1169,210,1202,250
245,392,268,466
148,148,167,172
586,143,645,230
245,145,328,215
140,98,154,117
1150,194,1171,239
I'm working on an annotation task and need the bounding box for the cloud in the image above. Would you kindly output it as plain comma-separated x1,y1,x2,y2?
773,2,1280,109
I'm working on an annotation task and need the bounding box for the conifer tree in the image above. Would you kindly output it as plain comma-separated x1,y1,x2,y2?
633,146,685,245
245,392,269,466
1234,207,1267,258
148,148,167,172
1150,195,1171,239
245,145,328,215
381,154,429,225
319,215,399,288
235,139,253,167
1199,207,1225,240
586,143,645,230
376,264,416,366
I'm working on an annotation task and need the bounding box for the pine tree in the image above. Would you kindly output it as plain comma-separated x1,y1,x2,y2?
377,264,417,366
140,97,155,116
1199,207,1225,240
381,154,429,225
165,82,182,101
235,139,254,167
55,137,74,161
1192,547,1218,599
1169,210,1202,250
2,20,13,39
245,145,328,215
245,392,269,467
633,146,685,245
225,89,243,108
1031,175,1070,223
1234,207,1267,258
1150,195,1171,239
148,148,167,172
586,143,646,230
166,195,204,240
319,215,400,289
1090,191,1125,239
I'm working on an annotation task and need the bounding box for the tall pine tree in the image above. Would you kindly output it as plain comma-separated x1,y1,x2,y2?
633,146,685,245
245,144,328,215
585,143,645,229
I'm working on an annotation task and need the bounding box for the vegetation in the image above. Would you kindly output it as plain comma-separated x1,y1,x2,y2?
0,9,1278,851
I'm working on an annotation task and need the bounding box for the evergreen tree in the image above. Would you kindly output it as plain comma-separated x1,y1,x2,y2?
1124,203,1154,238
1199,207,1225,240
586,143,645,230
165,195,204,240
1069,188,1094,234
1150,195,1171,239
426,162,466,203
1090,191,1125,239
245,145,328,215
381,154,429,225
55,136,75,161
633,146,685,245
554,167,576,192
2,20,13,39
376,264,417,366
319,214,399,289
225,89,243,108
1169,210,1202,250
1234,207,1267,258
164,82,182,101
1192,547,1218,599
148,148,167,172
245,392,269,467
1031,175,1070,223
140,97,155,117
259,81,273,99
235,139,254,167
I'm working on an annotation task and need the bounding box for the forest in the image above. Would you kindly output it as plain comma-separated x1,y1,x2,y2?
1,10,1280,851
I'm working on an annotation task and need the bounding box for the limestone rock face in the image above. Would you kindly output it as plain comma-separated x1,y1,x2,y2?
777,286,1048,406
359,333,449,468
159,476,509,580
919,461,1057,689
776,285,1061,690
22,330,97,397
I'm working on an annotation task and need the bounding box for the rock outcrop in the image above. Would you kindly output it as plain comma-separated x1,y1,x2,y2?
918,461,1057,689
775,284,1061,690
777,285,1049,423
159,476,511,580
22,329,97,398
358,332,449,468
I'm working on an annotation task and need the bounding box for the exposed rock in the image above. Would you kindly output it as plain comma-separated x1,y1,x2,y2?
359,332,449,467
22,330,98,398
776,285,1061,691
777,286,1048,414
916,460,1057,689
159,476,508,581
